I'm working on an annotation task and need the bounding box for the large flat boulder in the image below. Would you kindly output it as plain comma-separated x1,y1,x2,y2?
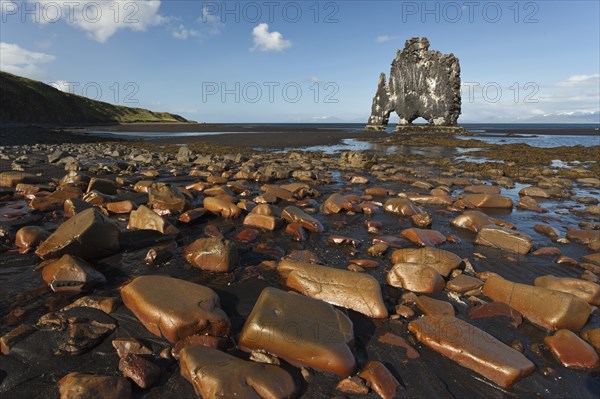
239,287,356,376
180,346,296,399
408,315,535,388
278,260,388,318
387,263,445,293
450,210,511,233
462,194,513,208
36,208,120,260
544,329,599,369
534,275,600,306
483,275,591,331
390,247,461,277
121,275,230,343
475,226,532,255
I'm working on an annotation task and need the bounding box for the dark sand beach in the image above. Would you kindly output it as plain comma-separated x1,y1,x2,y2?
1,122,599,399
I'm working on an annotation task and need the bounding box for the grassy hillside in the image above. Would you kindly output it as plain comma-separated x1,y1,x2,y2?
0,71,190,124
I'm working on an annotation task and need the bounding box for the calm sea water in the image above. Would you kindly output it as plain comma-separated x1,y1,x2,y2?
88,123,599,148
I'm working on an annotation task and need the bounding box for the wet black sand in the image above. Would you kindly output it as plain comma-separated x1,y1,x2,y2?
0,124,599,398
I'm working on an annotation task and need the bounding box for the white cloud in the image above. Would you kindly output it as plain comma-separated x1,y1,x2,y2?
169,5,224,41
459,74,600,122
27,0,165,43
0,42,55,79
556,74,600,87
309,76,320,83
50,80,73,93
375,35,401,43
197,6,224,36
250,23,291,52
170,24,201,40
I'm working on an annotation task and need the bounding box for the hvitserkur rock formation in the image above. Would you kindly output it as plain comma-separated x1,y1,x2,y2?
366,37,463,132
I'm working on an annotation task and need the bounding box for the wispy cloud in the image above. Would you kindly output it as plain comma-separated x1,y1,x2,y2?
26,0,165,43
250,23,291,52
0,42,55,79
460,74,600,122
197,5,224,36
375,35,401,43
170,24,201,40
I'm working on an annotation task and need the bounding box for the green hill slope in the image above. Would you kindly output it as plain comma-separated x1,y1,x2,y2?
0,71,190,124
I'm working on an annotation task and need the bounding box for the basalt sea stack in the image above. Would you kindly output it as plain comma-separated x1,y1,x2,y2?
365,37,463,132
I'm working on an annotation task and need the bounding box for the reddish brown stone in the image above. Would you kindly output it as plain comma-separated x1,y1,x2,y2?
483,275,591,331
118,354,161,389
112,338,153,359
234,228,259,243
41,254,106,293
567,229,600,249
171,334,228,359
62,296,120,314
411,212,432,228
383,198,422,216
358,361,400,399
328,235,359,247
534,275,600,306
243,213,281,231
415,296,455,316
239,287,356,377
408,194,454,205
121,275,230,343
178,207,207,223
532,247,561,256
336,376,369,395
184,237,239,272
409,315,535,388
446,274,483,293
462,194,513,208
450,210,512,233
106,200,136,214
468,302,523,327
544,329,599,369
401,228,447,246
36,208,120,260
475,226,533,255
281,206,324,232
203,196,241,218
387,263,445,294
581,328,600,352
534,224,560,238
278,260,388,318
1,323,36,355
30,186,82,212
58,373,131,399
349,259,379,268
465,185,501,194
63,198,93,217
322,193,353,215
390,247,462,277
180,345,296,399
285,222,307,242
15,225,49,254
377,332,419,359
128,205,179,235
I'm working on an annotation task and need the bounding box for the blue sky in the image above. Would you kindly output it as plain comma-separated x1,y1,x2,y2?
1,0,599,123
